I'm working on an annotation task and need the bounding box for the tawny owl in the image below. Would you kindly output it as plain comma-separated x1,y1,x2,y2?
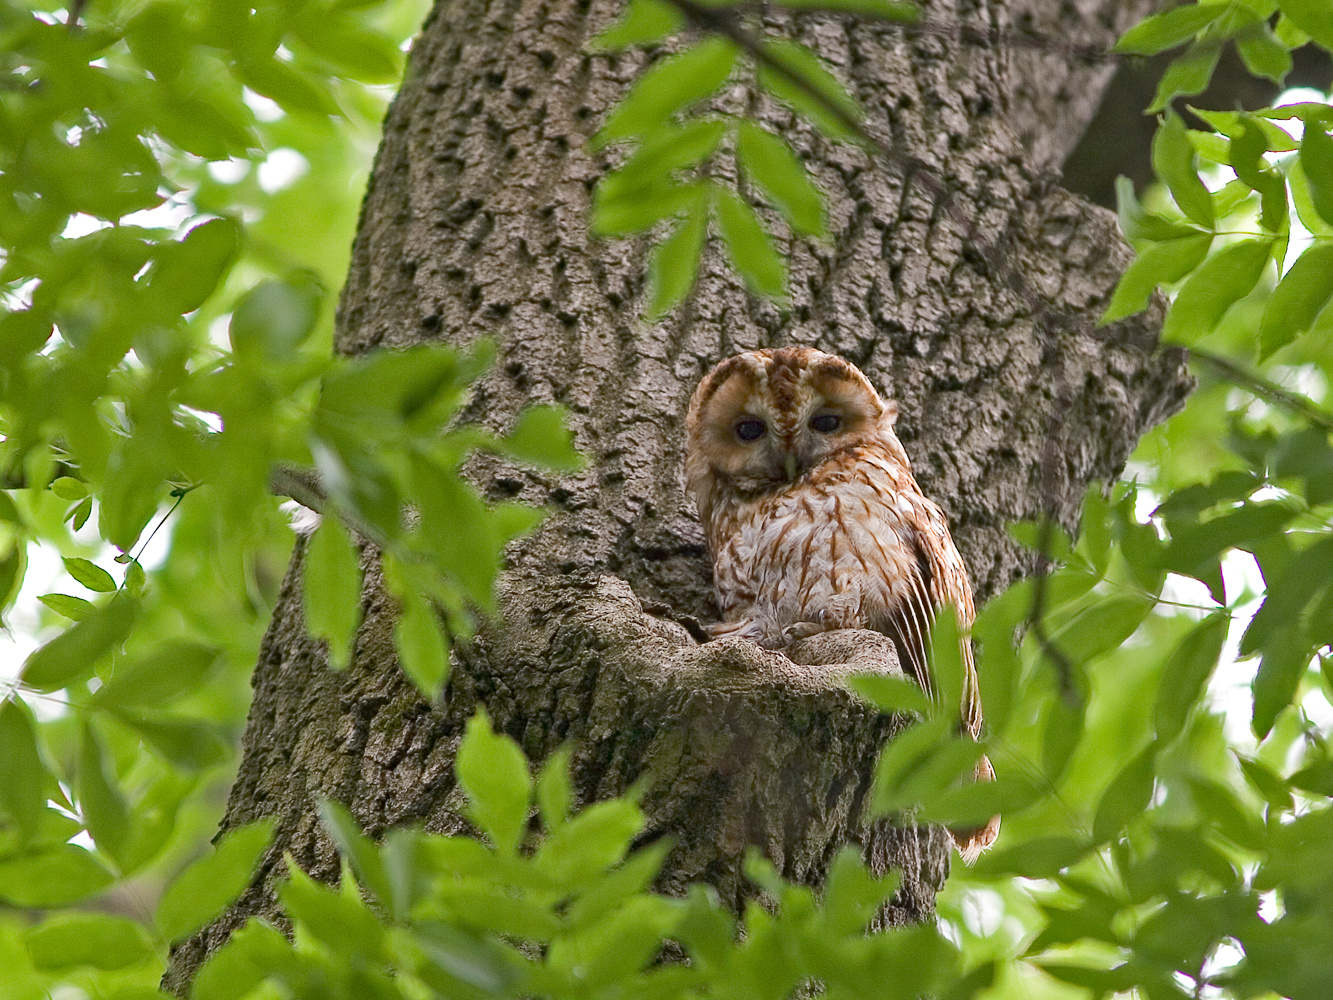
684,346,999,861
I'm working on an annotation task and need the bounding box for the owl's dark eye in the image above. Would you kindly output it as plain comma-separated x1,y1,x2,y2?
810,413,841,434
735,418,767,442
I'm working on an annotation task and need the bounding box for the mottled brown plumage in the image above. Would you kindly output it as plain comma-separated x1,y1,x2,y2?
685,347,999,862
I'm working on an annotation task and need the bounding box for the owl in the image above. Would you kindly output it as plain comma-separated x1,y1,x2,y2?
684,347,999,862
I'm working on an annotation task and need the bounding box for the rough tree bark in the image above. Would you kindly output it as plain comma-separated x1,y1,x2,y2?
166,0,1192,987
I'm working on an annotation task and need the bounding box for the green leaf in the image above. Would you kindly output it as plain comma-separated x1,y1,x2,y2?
1092,743,1158,844
317,799,395,916
1152,111,1213,227
415,920,522,994
21,597,138,692
120,772,190,876
736,120,827,237
78,721,130,863
872,716,978,814
148,217,242,316
49,476,88,501
1252,638,1311,739
1100,232,1213,324
0,846,114,906
592,178,707,236
124,3,186,81
501,405,583,470
1163,500,1299,575
1276,11,1313,47
92,640,223,709
1291,161,1333,238
0,543,22,611
38,592,96,621
756,38,863,143
125,560,146,597
156,819,276,941
587,0,684,51
1043,697,1085,784
547,894,680,990
292,14,404,84
1241,535,1333,655
1299,125,1333,228
534,797,644,888
1155,613,1228,743
71,497,93,532
100,445,165,552
156,94,257,161
455,709,531,855
26,912,154,971
238,57,341,117
113,712,232,771
1258,243,1333,359
1232,117,1289,232
1235,752,1293,811
229,277,323,360
712,187,787,301
318,342,480,432
304,517,363,670
594,37,738,146
280,865,384,957
64,556,118,593
536,745,574,832
1050,596,1153,664
975,836,1089,879
822,846,900,936
1278,0,1333,48
647,198,708,318
0,310,54,361
413,462,543,611
192,920,295,1000
1148,44,1221,114
1236,26,1293,84
0,699,48,843
393,589,449,698
1160,238,1272,345
1114,4,1227,55
847,672,933,716
596,118,725,224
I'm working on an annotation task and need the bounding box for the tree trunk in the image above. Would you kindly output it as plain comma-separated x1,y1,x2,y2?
166,0,1190,987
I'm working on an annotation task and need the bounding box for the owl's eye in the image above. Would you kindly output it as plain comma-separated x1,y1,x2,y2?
735,418,767,442
809,413,841,434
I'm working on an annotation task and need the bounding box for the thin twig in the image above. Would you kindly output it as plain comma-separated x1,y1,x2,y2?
1190,347,1333,433
271,464,329,514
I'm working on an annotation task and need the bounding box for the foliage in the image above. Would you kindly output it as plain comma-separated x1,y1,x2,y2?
2,0,1333,999
185,712,984,1000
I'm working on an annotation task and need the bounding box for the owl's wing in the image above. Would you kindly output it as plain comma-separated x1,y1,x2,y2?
877,500,983,742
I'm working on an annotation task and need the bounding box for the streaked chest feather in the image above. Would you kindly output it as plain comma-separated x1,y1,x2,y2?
708,455,931,621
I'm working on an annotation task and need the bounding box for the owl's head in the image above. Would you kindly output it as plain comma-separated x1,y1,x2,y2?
685,347,909,518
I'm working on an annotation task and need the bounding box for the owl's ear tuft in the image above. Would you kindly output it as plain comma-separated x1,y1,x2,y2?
880,400,899,426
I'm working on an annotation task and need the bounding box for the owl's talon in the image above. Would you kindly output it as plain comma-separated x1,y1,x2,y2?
781,621,827,642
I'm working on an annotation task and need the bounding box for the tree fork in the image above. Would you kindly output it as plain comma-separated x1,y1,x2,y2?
167,0,1190,986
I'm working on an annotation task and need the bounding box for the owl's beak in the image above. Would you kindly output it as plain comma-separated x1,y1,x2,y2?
783,452,798,481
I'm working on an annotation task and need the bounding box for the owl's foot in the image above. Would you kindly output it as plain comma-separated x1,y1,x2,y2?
780,593,864,644
708,618,787,648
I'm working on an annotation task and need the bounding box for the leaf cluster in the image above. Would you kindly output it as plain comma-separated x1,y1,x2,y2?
190,711,988,1000
588,0,894,315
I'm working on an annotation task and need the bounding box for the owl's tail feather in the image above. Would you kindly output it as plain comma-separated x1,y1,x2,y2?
949,754,1001,865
